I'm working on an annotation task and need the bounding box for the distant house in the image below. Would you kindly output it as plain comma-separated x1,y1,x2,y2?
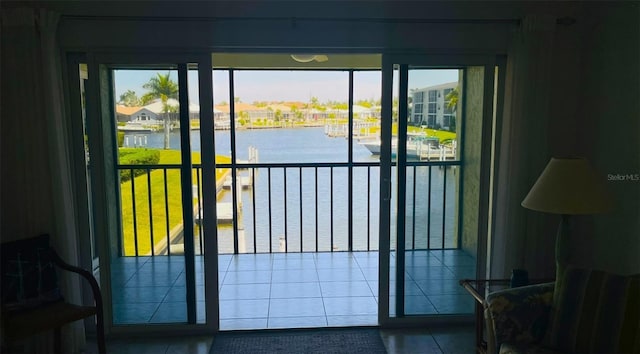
329,105,380,120
215,102,267,122
115,105,158,123
266,104,294,120
411,82,457,129
142,98,206,122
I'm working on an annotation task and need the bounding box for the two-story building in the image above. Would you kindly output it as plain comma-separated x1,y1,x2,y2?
411,82,457,130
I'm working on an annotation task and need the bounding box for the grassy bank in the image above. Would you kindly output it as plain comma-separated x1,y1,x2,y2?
119,150,231,256
370,124,456,143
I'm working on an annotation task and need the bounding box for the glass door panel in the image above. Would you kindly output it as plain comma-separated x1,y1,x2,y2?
108,65,199,324
381,57,494,322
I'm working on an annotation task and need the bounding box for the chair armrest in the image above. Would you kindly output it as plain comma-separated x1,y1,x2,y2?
49,250,103,317
49,250,106,354
485,282,554,354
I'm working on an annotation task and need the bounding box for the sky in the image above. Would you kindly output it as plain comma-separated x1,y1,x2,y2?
114,69,458,106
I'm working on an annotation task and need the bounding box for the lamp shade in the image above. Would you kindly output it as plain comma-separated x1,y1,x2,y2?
521,157,613,215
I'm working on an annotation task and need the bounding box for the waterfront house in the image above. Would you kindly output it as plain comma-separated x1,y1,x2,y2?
115,105,158,123
215,102,266,125
265,103,294,121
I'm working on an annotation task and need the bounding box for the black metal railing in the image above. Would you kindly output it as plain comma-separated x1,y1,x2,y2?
116,159,461,257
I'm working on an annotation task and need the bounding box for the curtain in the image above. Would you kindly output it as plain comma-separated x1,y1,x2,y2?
491,15,559,280
1,8,85,353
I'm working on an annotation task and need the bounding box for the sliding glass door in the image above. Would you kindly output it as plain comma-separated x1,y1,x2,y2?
80,51,497,331
83,53,218,331
379,55,497,323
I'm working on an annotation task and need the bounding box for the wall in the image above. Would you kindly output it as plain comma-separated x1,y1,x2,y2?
458,67,485,259
574,2,640,274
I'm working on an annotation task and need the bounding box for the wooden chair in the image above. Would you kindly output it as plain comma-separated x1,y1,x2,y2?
1,235,105,354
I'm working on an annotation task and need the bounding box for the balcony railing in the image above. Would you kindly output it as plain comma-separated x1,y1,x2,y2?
116,160,460,257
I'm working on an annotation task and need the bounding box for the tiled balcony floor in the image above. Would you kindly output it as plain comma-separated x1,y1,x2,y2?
110,250,475,330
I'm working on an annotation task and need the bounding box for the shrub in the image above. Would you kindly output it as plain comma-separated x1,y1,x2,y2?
117,131,125,147
118,148,161,183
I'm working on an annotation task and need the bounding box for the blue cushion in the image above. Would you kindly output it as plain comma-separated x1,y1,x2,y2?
1,234,63,311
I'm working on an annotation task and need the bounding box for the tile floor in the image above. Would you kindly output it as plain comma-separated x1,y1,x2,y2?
111,250,475,330
82,325,476,354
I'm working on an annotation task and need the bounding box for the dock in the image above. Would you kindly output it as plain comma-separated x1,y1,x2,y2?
418,146,457,161
158,146,257,255
194,202,235,224
324,120,379,138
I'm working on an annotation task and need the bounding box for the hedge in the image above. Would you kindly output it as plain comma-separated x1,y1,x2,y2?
119,148,161,182
117,131,125,147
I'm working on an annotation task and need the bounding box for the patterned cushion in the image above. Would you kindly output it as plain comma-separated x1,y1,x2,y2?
500,342,563,354
1,234,62,311
546,266,640,353
486,282,555,351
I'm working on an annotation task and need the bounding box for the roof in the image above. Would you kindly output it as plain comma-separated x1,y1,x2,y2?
116,105,145,115
352,105,374,113
282,101,306,109
144,99,179,114
266,104,292,112
214,102,264,113
143,98,202,114
414,81,457,92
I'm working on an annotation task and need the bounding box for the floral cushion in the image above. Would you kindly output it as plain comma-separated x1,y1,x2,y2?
487,267,640,354
500,342,563,354
486,282,555,352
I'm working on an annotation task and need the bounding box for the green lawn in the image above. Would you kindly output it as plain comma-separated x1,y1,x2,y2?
367,124,457,143
119,149,230,256
406,126,457,143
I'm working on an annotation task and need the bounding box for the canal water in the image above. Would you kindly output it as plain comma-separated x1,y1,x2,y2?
124,127,457,253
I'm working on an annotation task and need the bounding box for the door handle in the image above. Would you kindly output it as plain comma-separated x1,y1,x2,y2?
382,178,392,201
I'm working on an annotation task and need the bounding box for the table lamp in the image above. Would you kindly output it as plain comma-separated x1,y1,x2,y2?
521,157,612,282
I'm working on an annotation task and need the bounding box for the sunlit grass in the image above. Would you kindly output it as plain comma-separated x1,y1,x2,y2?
366,124,457,143
119,150,231,256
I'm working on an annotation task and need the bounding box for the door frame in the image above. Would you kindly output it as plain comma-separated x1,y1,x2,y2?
80,51,219,335
378,53,499,326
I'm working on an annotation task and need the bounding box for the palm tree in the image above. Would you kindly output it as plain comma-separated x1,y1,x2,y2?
445,87,459,112
142,73,178,149
445,87,459,132
310,96,320,110
118,90,141,107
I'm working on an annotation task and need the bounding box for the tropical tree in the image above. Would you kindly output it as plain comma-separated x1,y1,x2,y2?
445,87,459,132
310,96,320,110
238,111,250,127
118,90,141,106
445,87,459,112
291,106,304,122
142,72,178,149
274,109,283,126
333,102,348,110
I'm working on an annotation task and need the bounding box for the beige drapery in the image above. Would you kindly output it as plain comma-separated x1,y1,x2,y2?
491,15,559,280
1,8,86,353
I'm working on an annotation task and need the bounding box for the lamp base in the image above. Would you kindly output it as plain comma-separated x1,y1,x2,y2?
555,214,570,292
